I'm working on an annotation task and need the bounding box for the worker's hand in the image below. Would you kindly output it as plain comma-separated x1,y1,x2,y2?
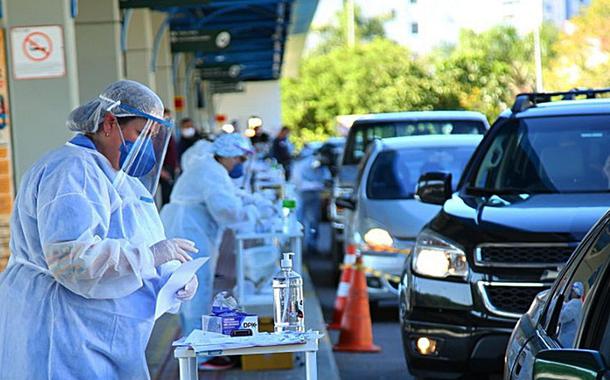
244,205,260,222
150,238,198,267
258,202,276,219
176,276,198,301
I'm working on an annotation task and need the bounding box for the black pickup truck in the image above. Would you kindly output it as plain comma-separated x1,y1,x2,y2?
399,89,610,379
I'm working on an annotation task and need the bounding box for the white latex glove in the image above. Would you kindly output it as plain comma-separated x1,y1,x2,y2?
176,275,198,301
258,203,276,219
150,238,198,267
238,190,257,205
244,204,260,222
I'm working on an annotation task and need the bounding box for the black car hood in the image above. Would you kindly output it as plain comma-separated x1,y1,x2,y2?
434,192,610,243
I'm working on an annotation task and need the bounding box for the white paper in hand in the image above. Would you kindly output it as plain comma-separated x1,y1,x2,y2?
155,257,209,320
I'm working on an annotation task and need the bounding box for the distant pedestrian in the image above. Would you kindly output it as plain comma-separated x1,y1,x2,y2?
271,126,293,180
250,125,270,145
178,118,202,159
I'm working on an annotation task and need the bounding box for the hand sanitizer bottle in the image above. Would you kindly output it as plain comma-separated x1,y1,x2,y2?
272,252,304,333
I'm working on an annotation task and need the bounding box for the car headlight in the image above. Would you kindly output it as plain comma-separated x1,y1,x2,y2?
412,231,468,279
364,228,394,249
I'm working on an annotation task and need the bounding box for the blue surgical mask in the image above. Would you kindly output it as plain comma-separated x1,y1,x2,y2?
229,162,244,178
118,128,157,177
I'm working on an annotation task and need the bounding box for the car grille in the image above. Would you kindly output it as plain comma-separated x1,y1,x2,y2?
478,282,550,318
475,243,577,268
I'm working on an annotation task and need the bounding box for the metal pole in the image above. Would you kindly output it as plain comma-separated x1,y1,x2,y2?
345,0,355,48
534,0,544,92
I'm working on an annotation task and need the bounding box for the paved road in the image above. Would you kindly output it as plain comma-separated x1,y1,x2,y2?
306,225,415,380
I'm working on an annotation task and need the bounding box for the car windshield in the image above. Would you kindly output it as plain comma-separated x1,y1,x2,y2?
470,115,610,194
344,119,486,165
366,145,478,200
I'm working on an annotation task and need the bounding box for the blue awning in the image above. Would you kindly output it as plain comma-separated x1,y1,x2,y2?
165,0,295,81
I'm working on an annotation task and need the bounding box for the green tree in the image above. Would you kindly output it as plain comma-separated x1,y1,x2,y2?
312,5,393,54
434,24,558,120
282,39,459,149
545,0,610,90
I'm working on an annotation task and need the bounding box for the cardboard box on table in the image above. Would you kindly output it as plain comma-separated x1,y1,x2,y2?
241,317,293,371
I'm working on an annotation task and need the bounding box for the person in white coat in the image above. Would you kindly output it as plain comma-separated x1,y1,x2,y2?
0,80,199,380
161,134,258,355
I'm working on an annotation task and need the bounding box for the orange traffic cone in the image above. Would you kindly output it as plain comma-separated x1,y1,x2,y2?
333,256,381,353
328,244,358,330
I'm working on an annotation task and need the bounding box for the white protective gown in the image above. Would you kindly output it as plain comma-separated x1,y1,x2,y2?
0,135,176,380
161,153,257,333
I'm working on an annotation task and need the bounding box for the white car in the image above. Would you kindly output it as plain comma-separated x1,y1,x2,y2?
338,134,483,304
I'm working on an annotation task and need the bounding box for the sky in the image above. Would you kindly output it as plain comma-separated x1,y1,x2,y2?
306,0,406,50
305,0,553,54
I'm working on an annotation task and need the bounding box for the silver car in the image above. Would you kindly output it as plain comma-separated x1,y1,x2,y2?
330,111,489,272
339,135,483,303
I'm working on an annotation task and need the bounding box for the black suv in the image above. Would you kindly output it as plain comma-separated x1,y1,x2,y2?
399,89,610,379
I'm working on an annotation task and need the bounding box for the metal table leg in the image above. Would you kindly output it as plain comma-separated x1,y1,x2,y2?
305,350,317,380
178,356,197,380
237,238,244,304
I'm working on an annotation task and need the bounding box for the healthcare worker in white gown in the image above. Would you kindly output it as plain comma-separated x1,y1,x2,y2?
161,133,260,338
0,80,200,380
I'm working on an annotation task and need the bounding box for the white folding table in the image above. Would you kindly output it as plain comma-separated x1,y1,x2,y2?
174,333,320,380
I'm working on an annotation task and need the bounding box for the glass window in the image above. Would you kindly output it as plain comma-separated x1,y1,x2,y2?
343,119,486,165
545,222,610,348
411,23,419,34
471,115,610,194
366,144,478,200
598,295,610,365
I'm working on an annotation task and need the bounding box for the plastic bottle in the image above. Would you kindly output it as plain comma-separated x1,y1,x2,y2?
282,199,299,235
272,252,305,333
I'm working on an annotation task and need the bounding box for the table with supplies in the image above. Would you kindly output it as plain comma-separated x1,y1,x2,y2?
174,330,321,380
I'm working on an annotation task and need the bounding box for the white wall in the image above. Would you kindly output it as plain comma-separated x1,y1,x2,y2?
212,80,282,135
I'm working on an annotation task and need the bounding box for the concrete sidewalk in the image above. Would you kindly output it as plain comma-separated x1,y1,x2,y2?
146,267,340,380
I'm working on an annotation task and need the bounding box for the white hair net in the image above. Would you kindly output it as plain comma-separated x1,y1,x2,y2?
213,133,254,157
66,80,164,133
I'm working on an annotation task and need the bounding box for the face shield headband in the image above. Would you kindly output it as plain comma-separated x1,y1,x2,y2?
100,95,174,196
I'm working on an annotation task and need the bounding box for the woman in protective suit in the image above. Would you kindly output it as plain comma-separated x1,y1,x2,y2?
0,80,199,380
161,133,259,365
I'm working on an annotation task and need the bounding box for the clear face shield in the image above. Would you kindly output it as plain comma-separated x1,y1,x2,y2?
101,96,174,196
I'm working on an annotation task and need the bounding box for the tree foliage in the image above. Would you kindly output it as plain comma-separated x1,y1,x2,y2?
544,0,610,90
312,5,393,54
282,39,459,149
283,0,610,148
434,24,558,119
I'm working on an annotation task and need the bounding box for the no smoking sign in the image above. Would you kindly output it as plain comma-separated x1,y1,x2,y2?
23,32,52,61
11,25,65,80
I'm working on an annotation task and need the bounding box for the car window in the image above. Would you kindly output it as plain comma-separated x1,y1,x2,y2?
343,119,486,165
349,127,369,164
587,268,610,364
545,222,610,348
347,125,394,164
471,115,610,194
366,144,478,200
354,144,376,195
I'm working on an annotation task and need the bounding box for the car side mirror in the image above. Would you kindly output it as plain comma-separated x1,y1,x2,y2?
533,349,608,380
415,172,452,205
335,197,356,210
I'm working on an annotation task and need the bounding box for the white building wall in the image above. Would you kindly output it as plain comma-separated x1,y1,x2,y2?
399,0,588,55
212,80,282,135
402,0,506,54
